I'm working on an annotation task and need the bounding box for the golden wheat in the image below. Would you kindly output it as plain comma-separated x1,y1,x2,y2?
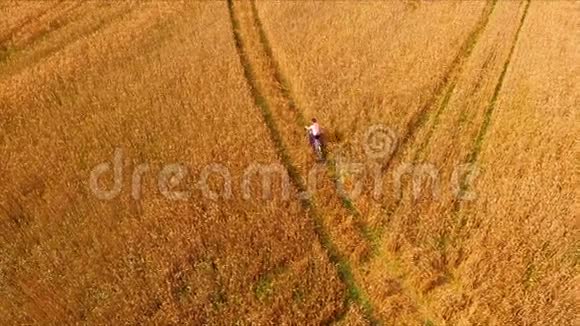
0,1,344,324
1,0,576,324
257,0,577,324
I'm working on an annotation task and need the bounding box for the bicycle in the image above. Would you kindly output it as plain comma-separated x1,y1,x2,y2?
307,129,325,162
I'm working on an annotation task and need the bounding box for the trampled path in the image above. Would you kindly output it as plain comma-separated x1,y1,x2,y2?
367,0,532,308
368,0,532,320
379,0,500,220
0,3,137,78
463,0,531,169
228,0,531,323
374,0,531,232
227,0,379,323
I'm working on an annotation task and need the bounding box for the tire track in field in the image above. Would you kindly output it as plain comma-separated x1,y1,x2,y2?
0,0,67,45
246,2,430,323
381,0,499,175
0,4,138,78
458,0,531,200
1,0,84,49
350,1,500,319
375,0,531,302
377,0,499,225
227,1,380,324
247,1,380,255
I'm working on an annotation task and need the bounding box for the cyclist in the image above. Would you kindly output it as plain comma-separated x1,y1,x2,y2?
305,118,321,146
305,118,324,161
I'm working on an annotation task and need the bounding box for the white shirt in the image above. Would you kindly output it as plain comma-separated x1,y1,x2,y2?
308,123,321,136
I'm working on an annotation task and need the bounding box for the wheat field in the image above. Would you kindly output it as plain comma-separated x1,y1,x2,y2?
0,0,577,325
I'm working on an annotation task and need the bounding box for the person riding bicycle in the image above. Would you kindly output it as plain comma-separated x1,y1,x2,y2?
305,118,322,146
306,118,325,161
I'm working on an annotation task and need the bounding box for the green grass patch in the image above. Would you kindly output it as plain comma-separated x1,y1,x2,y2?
254,275,274,302
424,319,436,326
